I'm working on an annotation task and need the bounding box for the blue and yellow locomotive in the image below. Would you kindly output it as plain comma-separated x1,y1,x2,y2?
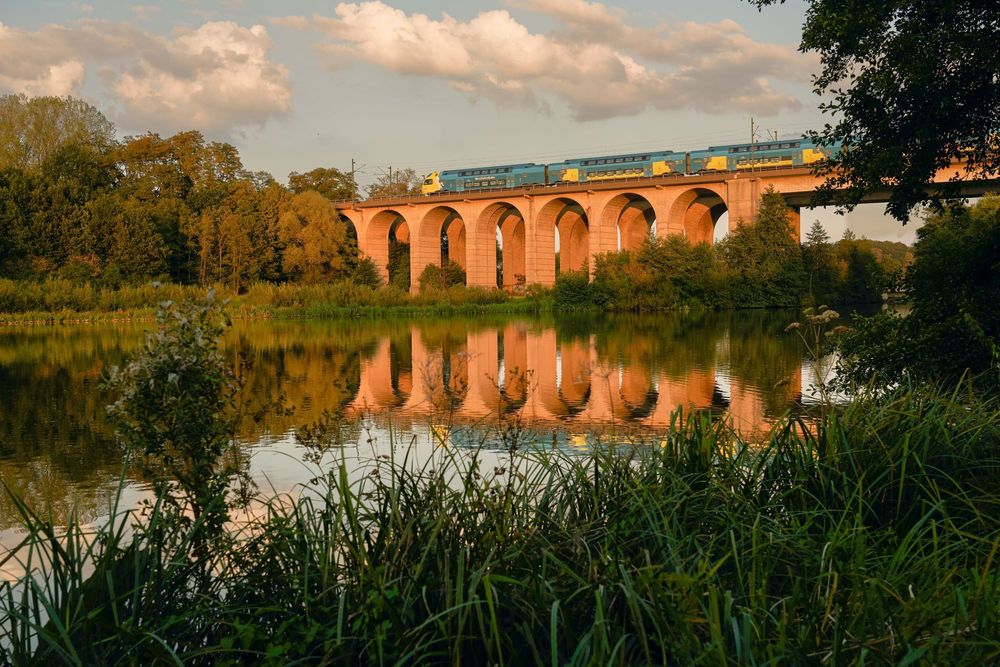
420,138,839,194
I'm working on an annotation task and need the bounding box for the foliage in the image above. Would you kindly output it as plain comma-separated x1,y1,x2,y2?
352,256,383,289
417,260,466,291
278,191,357,283
553,270,593,308
717,186,805,306
287,167,355,202
387,239,411,292
837,196,1000,390
102,295,251,545
3,385,1000,663
0,94,116,170
365,167,422,199
752,0,1000,220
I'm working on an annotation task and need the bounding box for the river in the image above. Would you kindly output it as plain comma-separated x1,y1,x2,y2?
0,310,841,563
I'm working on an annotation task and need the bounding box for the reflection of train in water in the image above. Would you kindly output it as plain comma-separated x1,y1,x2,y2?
420,138,841,195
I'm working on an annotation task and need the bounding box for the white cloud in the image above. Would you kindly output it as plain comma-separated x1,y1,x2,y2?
130,5,161,21
290,1,812,120
0,19,291,133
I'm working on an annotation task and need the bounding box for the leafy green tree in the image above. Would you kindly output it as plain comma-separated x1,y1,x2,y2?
288,167,355,202
804,220,835,302
751,1,1000,221
388,239,411,291
718,186,804,306
838,195,1000,389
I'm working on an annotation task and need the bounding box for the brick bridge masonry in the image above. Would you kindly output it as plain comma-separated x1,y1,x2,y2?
338,164,990,291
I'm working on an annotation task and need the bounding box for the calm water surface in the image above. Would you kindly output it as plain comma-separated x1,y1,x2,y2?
0,311,830,560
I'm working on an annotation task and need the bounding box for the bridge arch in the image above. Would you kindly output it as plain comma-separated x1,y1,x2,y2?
366,209,410,287
668,187,729,245
414,206,467,287
473,201,527,290
535,197,589,282
597,193,657,255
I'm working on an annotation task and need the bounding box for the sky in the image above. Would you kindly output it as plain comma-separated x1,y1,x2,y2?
0,0,920,242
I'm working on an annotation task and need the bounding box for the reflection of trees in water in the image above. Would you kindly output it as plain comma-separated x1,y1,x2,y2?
0,311,809,528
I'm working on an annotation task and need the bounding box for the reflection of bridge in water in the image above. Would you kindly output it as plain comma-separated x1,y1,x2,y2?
347,323,802,437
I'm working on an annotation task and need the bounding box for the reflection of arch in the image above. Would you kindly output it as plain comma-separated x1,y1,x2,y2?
415,206,467,284
367,209,409,282
618,366,658,419
473,202,527,289
598,193,655,254
535,197,589,283
558,339,591,415
668,188,728,245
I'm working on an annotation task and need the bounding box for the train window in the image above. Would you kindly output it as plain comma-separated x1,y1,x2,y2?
424,179,433,185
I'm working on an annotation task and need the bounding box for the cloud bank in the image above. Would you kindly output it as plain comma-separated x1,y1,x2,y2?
274,0,814,120
0,19,290,133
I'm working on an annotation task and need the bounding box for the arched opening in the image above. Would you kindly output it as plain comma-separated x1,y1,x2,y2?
473,202,527,290
537,197,589,283
339,213,361,269
415,206,467,288
598,193,656,256
366,209,410,287
668,188,729,245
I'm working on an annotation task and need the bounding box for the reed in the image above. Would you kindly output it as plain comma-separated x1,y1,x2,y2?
2,386,999,665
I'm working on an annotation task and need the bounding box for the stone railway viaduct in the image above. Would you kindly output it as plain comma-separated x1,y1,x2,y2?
337,164,992,290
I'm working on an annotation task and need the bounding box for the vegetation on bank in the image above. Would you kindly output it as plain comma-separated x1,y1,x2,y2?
836,195,1000,393
2,376,998,663
1,95,908,321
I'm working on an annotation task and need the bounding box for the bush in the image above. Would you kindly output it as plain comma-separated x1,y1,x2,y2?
553,270,593,308
418,260,466,292
352,256,383,289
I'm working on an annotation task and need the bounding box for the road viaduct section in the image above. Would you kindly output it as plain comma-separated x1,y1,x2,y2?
337,165,992,291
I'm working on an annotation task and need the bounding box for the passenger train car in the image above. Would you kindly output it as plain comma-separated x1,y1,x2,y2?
420,139,840,195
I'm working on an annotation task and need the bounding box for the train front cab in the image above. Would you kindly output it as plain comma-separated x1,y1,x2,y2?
421,172,443,195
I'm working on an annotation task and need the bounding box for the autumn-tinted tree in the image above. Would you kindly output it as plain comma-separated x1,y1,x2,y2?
288,167,355,202
279,191,357,283
366,167,422,199
0,95,116,170
752,0,1000,221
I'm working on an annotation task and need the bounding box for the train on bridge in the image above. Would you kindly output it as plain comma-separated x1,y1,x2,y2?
420,138,841,195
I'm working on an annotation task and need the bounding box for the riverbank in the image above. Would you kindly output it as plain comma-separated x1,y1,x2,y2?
3,385,998,664
0,276,891,326
0,278,550,325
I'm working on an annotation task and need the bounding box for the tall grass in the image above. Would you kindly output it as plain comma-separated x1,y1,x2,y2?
3,386,999,664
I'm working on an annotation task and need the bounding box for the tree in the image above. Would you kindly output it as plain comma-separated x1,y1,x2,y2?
366,167,422,199
752,1,1000,221
718,186,805,306
803,220,834,302
837,195,1000,389
279,191,356,282
0,95,116,170
288,167,355,202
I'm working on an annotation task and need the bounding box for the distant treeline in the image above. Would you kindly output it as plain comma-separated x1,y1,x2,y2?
0,94,910,310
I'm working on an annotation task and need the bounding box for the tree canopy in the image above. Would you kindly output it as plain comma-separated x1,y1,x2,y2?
0,95,116,170
752,0,1000,220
